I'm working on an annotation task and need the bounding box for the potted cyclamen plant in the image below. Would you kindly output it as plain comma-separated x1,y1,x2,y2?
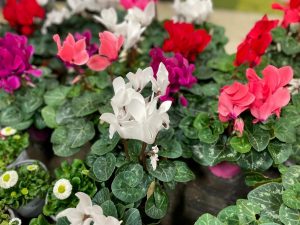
0,160,50,218
194,164,300,225
0,127,30,169
43,159,97,219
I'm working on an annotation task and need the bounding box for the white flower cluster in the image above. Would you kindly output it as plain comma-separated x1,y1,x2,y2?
94,2,155,50
173,0,213,24
57,192,122,225
100,63,171,145
42,0,119,34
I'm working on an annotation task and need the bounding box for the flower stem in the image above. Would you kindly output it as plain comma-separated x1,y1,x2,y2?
139,142,147,170
122,139,130,160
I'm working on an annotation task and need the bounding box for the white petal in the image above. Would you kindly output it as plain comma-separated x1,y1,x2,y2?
76,192,93,212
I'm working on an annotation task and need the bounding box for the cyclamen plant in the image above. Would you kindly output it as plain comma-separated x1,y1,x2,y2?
194,164,300,225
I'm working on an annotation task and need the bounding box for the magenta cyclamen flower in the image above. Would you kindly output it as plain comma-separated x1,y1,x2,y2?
150,48,197,106
74,30,98,57
0,32,41,93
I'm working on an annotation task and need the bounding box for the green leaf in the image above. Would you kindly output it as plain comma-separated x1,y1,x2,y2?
247,126,270,152
20,93,43,113
91,133,120,156
248,183,284,223
145,185,169,219
44,86,71,107
217,205,239,225
111,164,147,203
56,217,70,225
123,208,142,225
192,141,238,166
53,143,81,157
159,140,183,159
147,160,176,182
93,187,111,205
92,153,116,182
282,183,300,209
0,106,23,126
274,118,296,144
41,106,58,128
173,161,195,182
281,36,300,55
194,213,224,225
56,102,76,125
71,93,104,117
230,134,251,154
282,165,300,189
237,199,261,223
279,204,300,225
268,140,292,164
245,172,279,187
179,116,198,139
101,200,118,218
66,119,95,148
12,119,33,130
237,151,273,171
207,54,235,72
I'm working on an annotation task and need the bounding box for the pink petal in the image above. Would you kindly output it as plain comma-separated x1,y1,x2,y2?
7,76,21,90
87,55,111,71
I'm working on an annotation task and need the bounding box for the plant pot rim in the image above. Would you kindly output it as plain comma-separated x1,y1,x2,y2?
7,159,47,171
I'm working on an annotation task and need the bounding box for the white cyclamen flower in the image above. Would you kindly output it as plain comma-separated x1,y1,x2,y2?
0,127,17,136
126,67,153,91
100,79,171,144
126,2,156,27
122,20,146,50
94,8,127,34
173,0,213,24
150,146,159,171
150,63,170,96
53,179,73,200
0,171,18,189
9,218,22,225
42,8,71,34
57,192,122,225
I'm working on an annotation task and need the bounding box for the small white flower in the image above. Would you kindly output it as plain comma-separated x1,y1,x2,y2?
0,127,17,137
173,0,213,24
0,171,19,189
53,179,73,200
151,63,170,96
150,146,159,171
9,218,22,225
26,164,39,171
122,20,146,50
57,192,122,225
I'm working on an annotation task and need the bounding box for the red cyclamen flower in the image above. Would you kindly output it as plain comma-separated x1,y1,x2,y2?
234,15,278,67
3,0,45,36
272,0,300,28
162,20,211,62
247,65,293,123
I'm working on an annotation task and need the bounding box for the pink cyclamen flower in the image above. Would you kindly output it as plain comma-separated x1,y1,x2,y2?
120,0,157,10
272,0,300,28
209,162,241,179
53,33,89,66
150,48,197,107
218,82,255,122
0,32,42,93
87,31,124,71
233,118,244,136
247,65,293,123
